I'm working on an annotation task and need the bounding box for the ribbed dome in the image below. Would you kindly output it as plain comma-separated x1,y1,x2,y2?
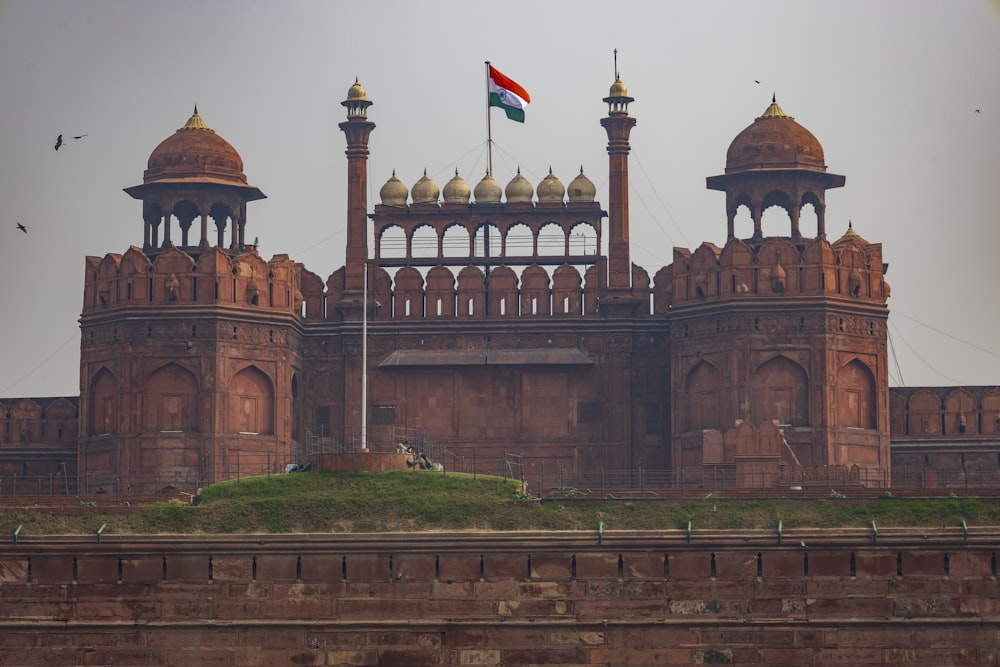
504,167,534,203
833,221,871,247
473,171,502,203
379,169,408,206
725,96,825,173
411,168,440,204
442,169,471,204
143,107,247,186
536,167,565,203
567,166,596,202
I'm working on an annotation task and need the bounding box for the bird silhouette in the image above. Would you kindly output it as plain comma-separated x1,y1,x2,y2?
754,80,761,84
16,223,27,233
55,134,88,150
975,109,981,114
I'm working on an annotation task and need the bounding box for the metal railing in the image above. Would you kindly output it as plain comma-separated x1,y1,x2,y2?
5,455,1000,504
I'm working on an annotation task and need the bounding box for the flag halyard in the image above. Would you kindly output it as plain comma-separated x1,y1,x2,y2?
488,65,530,123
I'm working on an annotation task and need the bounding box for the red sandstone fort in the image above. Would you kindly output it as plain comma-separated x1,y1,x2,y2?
2,76,997,495
1,76,1000,666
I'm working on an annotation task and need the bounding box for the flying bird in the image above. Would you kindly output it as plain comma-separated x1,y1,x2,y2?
754,80,761,84
975,109,981,114
16,223,27,233
55,133,88,150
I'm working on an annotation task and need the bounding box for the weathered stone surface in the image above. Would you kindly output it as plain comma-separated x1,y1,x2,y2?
0,532,998,665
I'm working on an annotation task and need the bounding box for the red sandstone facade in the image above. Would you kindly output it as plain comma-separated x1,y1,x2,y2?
1,529,998,665
1,78,999,493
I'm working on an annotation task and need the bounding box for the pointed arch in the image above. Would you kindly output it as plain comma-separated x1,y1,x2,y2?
686,360,724,431
89,367,118,436
144,362,199,432
229,365,274,435
838,359,876,429
750,355,808,426
907,390,942,435
944,389,976,435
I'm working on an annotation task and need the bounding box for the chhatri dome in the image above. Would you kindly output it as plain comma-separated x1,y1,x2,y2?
724,95,826,173
504,167,534,203
536,167,565,203
567,166,596,202
379,169,408,206
473,171,502,203
142,106,250,187
442,169,471,204
411,168,440,204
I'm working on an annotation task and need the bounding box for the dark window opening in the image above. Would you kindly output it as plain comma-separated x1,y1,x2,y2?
578,402,603,424
373,405,396,426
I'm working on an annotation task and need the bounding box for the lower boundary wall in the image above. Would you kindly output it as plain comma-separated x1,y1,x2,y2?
0,528,998,666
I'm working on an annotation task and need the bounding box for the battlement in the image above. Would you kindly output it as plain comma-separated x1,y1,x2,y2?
82,245,302,316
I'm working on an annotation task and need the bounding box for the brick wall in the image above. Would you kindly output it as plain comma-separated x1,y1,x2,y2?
0,530,998,666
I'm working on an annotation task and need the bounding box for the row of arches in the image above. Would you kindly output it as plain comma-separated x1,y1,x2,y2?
892,389,1000,436
374,220,600,262
685,356,876,432
88,363,276,436
140,195,248,253
0,398,77,445
726,189,825,240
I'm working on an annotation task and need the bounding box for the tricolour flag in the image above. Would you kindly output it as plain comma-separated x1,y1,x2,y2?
488,65,530,123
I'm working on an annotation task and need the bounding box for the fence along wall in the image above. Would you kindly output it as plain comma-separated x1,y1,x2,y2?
0,530,998,666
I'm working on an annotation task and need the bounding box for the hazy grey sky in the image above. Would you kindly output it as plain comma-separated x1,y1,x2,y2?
1,1,999,397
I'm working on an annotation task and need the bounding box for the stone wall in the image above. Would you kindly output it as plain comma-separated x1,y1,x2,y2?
0,529,998,665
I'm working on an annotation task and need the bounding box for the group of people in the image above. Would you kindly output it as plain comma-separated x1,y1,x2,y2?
398,441,439,470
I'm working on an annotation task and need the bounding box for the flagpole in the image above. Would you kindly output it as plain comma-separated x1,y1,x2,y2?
485,60,493,177
483,60,493,315
361,259,368,451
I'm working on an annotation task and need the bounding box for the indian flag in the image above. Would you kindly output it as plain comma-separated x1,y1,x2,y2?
488,64,530,123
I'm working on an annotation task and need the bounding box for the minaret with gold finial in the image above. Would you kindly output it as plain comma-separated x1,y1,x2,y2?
338,79,376,307
600,51,637,307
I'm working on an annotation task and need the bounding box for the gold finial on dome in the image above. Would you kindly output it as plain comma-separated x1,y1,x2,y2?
536,166,565,203
567,166,596,202
474,170,502,203
757,93,788,120
181,105,211,131
411,168,440,204
379,169,409,206
834,220,871,247
603,48,634,114
342,78,373,118
505,166,534,203
443,168,471,204
347,77,366,100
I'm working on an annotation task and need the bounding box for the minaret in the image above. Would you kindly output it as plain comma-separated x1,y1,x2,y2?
600,71,636,298
339,79,375,299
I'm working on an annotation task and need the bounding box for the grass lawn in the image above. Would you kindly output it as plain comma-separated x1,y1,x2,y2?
2,470,999,536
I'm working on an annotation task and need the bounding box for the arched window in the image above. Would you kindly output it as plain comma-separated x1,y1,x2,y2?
838,359,876,429
229,366,275,435
89,367,118,436
144,363,199,432
686,361,724,431
750,356,808,426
